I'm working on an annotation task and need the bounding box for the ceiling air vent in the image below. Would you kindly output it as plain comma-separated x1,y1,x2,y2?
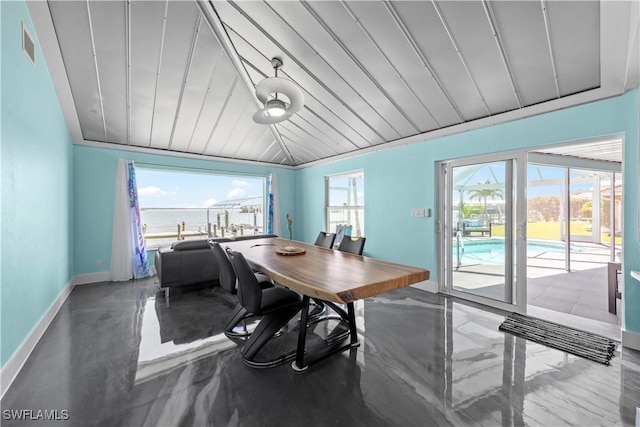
22,22,35,65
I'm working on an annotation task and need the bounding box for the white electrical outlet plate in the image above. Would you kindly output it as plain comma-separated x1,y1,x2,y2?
411,209,425,217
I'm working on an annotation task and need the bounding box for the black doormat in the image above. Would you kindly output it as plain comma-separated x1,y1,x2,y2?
499,312,617,365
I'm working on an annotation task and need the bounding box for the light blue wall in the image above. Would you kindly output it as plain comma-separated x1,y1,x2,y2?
1,1,74,366
2,0,638,371
73,145,296,275
297,89,640,334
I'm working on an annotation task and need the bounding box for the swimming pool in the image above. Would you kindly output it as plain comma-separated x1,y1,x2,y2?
453,239,583,265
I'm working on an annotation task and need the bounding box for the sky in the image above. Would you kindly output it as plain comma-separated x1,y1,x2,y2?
135,168,265,209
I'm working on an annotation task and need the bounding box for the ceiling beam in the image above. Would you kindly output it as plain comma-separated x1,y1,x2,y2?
185,51,223,153
259,1,394,143
233,39,367,150
339,0,440,129
301,1,420,133
431,0,492,116
85,0,108,142
195,0,295,165
168,15,203,150
224,3,375,147
540,0,560,98
481,0,524,109
200,77,238,155
148,0,170,147
382,0,464,124
623,0,640,89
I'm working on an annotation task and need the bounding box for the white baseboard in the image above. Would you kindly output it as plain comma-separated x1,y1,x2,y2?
2,268,159,398
622,329,640,351
72,271,110,285
1,279,75,399
411,280,438,293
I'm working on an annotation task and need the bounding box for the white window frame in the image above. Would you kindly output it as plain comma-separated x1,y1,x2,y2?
325,170,365,237
135,164,267,249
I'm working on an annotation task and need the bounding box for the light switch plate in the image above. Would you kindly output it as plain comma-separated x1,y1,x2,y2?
411,208,425,217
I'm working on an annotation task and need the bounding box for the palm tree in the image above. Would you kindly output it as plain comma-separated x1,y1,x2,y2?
467,180,504,223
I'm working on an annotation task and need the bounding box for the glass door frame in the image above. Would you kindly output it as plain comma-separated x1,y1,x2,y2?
437,151,528,313
528,153,622,264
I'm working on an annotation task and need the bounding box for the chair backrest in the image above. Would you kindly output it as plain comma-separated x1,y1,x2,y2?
232,234,278,241
338,236,366,255
226,249,263,315
209,242,237,294
314,232,336,249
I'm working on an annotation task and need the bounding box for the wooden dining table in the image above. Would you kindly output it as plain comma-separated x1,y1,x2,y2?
224,237,430,371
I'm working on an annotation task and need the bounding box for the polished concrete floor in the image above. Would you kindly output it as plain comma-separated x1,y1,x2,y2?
2,277,639,426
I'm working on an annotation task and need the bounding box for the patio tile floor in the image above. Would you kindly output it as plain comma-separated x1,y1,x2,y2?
451,240,622,336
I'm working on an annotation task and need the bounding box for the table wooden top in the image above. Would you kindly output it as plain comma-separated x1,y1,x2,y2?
224,238,430,304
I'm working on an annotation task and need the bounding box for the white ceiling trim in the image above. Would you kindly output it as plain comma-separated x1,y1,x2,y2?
78,139,295,170
298,0,632,170
27,0,636,171
297,87,626,170
26,0,83,145
26,0,293,169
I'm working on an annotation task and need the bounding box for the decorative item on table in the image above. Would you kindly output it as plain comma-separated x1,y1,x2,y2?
284,213,295,251
276,213,305,255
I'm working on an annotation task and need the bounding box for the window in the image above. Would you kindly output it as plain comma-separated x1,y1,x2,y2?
326,171,364,237
135,166,266,248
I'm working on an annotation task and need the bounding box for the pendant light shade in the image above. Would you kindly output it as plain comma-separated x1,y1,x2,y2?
252,58,304,124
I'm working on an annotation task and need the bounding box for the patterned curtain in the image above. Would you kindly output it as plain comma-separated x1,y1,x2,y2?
110,159,150,281
127,161,150,278
266,173,281,236
266,173,274,234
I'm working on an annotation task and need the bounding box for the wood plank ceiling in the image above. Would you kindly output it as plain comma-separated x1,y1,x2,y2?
47,1,601,166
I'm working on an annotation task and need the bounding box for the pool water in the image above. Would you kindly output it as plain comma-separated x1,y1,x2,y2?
453,239,583,265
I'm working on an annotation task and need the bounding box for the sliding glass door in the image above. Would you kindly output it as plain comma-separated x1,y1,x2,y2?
439,154,526,312
439,146,621,316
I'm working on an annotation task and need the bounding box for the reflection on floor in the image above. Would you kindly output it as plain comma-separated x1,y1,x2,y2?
2,278,639,426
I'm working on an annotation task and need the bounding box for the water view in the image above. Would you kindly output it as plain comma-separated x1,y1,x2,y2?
141,198,265,247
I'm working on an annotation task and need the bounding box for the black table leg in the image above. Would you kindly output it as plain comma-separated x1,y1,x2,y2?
347,302,359,347
292,295,311,372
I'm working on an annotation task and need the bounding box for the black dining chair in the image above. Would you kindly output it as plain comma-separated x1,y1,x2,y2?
232,234,278,241
314,231,336,248
310,232,336,317
226,249,303,367
338,236,366,255
312,235,365,326
209,242,273,337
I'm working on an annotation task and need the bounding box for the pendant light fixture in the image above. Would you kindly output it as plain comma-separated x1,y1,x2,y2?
252,57,304,124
